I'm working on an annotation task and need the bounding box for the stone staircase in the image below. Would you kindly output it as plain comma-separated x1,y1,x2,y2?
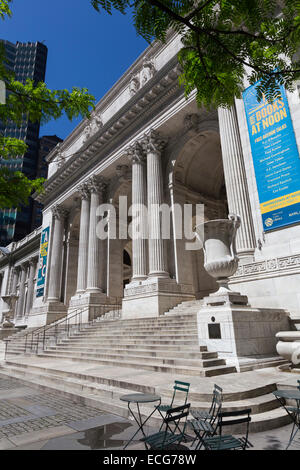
0,310,293,433
3,313,236,377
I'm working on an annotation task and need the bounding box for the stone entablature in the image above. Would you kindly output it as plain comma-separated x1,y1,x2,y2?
41,33,181,188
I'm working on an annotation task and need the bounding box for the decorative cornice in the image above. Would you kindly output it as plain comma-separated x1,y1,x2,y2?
34,56,182,206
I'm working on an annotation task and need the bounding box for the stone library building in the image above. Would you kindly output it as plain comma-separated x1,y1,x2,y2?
0,31,300,435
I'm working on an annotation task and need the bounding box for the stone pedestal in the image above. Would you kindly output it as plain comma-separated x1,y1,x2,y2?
26,302,67,327
68,291,108,323
122,278,194,319
197,300,290,371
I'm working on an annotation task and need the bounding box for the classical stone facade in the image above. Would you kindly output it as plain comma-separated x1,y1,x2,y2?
1,31,300,335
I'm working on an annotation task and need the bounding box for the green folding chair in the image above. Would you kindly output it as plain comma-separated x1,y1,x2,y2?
143,403,191,450
202,408,253,450
189,384,223,449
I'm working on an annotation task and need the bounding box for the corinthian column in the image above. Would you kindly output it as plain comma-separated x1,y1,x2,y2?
86,175,106,293
218,105,256,257
127,142,148,281
25,257,37,314
16,264,27,318
144,130,169,278
76,183,90,293
47,205,69,302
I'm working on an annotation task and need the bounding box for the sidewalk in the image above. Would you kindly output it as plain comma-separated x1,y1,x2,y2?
0,372,299,450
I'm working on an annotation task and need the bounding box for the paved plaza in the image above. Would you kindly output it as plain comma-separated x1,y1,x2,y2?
0,373,299,451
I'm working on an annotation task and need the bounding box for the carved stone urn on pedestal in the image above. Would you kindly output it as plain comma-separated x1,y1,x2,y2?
194,214,248,305
1,294,18,328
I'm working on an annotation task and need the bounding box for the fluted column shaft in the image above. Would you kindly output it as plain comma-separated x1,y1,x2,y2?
86,176,105,292
11,267,19,295
128,143,148,281
76,184,90,293
25,258,37,314
48,205,68,302
218,105,256,256
17,265,27,317
145,130,169,278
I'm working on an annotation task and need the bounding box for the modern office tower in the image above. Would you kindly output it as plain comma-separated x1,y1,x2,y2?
0,40,48,245
31,135,63,230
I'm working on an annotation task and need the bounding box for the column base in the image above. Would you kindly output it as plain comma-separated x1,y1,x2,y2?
68,292,114,322
197,302,290,372
122,277,194,319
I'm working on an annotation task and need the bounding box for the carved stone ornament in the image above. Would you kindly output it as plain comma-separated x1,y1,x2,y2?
116,165,132,183
143,129,167,155
129,74,140,96
184,113,199,131
140,60,156,86
86,174,106,194
77,183,90,200
83,112,103,143
125,141,145,164
51,204,69,220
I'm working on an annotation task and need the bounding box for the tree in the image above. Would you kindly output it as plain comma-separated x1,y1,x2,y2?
91,0,300,107
0,0,95,209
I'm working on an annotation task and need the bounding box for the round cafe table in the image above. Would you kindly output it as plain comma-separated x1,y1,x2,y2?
273,389,300,449
120,393,161,449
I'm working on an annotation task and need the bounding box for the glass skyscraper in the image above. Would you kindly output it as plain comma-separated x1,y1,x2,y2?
0,40,48,245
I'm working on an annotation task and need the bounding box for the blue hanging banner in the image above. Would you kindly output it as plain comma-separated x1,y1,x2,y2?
36,226,50,297
243,81,300,231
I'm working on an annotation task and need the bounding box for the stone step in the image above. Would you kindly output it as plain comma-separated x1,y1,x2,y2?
41,348,225,368
0,363,291,433
61,338,200,346
68,333,199,341
33,351,235,376
44,345,218,360
81,325,198,334
7,342,206,354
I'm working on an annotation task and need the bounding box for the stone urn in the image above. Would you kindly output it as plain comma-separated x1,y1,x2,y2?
276,331,300,367
194,214,241,297
1,294,18,328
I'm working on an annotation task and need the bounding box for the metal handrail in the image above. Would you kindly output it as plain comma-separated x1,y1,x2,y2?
4,303,121,360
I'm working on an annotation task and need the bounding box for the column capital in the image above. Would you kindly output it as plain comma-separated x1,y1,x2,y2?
77,182,90,200
52,204,69,220
86,175,106,194
125,141,146,165
143,129,167,155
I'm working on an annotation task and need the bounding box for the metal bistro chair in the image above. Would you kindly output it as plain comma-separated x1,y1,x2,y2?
189,384,223,450
202,408,253,451
155,380,190,437
142,403,191,450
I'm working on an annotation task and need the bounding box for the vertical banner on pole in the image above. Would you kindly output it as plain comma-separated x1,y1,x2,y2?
36,226,50,297
243,81,300,231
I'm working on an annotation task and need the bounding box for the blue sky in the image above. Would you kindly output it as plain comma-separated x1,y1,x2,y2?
1,0,148,139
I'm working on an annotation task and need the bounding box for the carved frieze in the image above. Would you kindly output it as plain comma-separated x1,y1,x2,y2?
233,254,300,279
